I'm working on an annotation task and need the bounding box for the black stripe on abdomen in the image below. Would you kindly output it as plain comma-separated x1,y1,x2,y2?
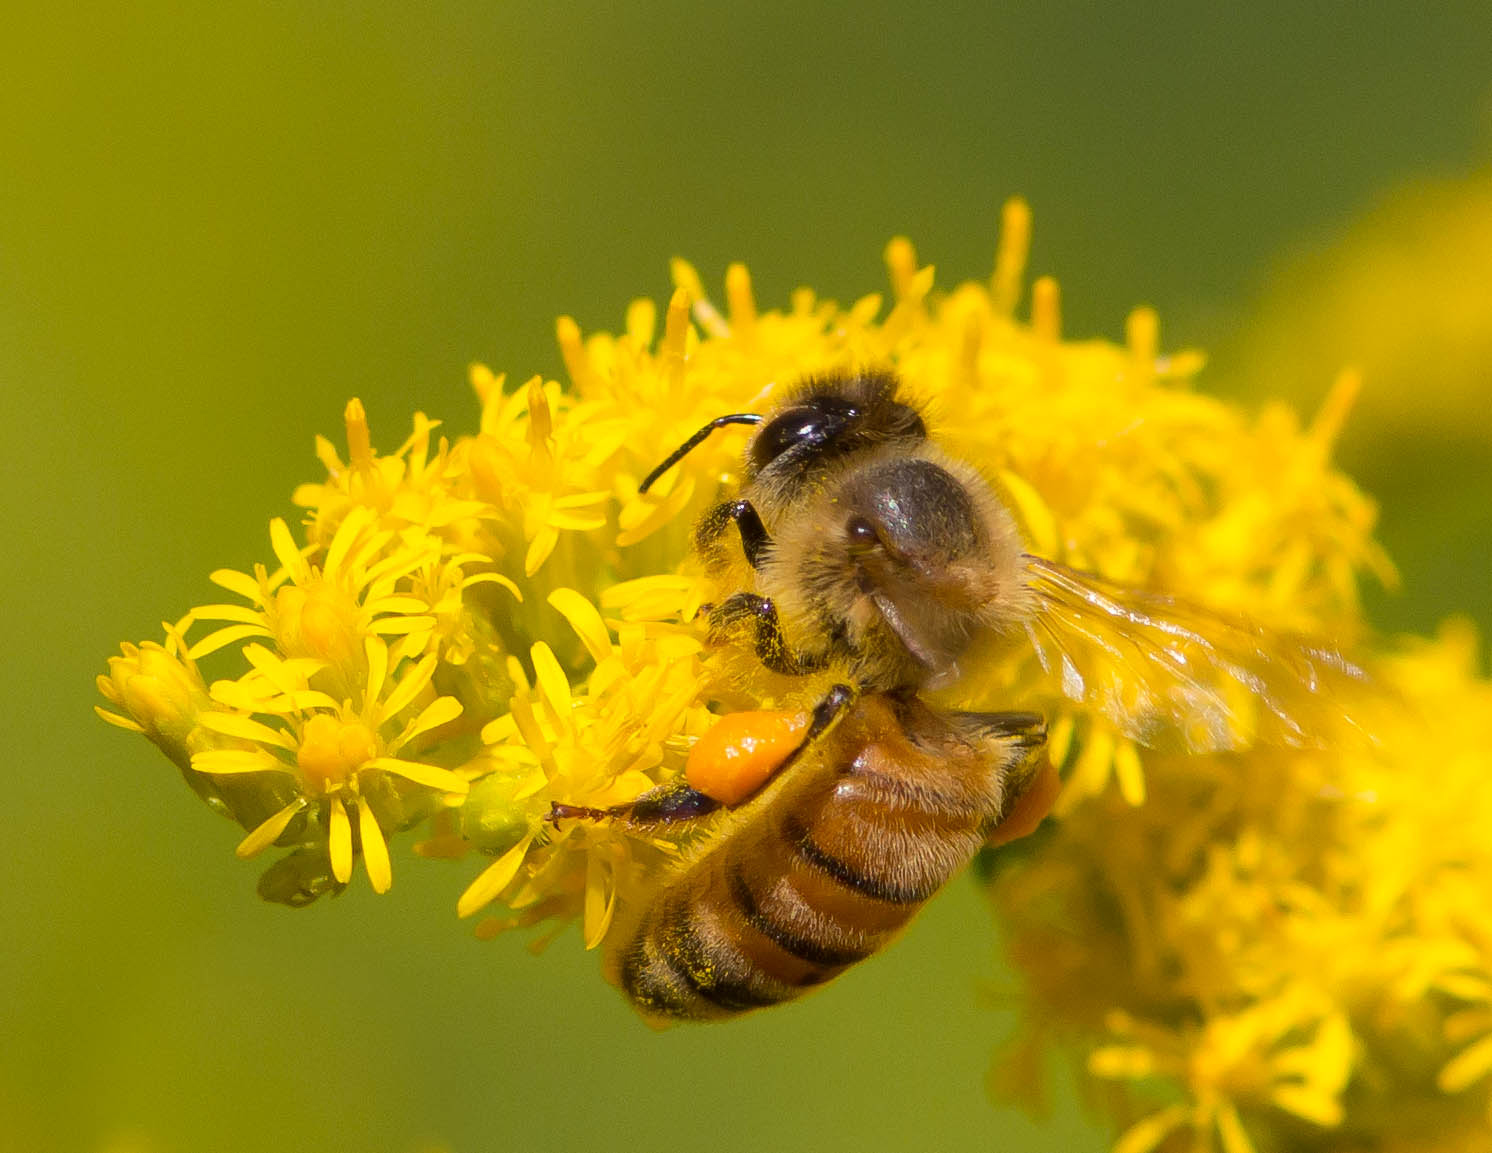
725,863,874,967
653,898,791,1012
781,813,940,905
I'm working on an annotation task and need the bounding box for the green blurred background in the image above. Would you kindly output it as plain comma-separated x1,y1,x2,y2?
5,4,1490,1151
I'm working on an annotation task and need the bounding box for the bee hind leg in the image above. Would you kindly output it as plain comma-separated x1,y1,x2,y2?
942,708,1056,843
547,780,724,828
946,709,1046,753
547,684,857,828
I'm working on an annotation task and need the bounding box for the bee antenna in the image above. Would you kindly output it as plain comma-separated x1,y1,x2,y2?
638,413,764,494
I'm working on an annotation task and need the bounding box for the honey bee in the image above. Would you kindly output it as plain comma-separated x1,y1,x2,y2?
552,369,1364,1023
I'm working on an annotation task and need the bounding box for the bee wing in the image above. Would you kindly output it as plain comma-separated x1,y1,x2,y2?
1020,556,1369,753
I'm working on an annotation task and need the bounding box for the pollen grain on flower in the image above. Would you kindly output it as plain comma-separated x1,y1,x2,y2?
97,200,1492,1148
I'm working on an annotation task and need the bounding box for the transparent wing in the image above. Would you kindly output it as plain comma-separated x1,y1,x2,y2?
1021,556,1370,753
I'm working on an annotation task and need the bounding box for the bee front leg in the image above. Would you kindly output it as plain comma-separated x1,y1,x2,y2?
696,498,772,569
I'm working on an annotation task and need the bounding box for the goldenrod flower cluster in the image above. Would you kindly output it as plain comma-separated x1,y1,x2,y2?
986,619,1492,1152
96,200,1489,1148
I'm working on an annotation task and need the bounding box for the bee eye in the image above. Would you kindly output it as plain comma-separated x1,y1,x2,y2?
846,516,880,550
749,398,861,472
751,409,826,470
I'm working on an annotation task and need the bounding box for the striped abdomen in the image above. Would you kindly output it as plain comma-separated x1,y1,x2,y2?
608,695,1042,1022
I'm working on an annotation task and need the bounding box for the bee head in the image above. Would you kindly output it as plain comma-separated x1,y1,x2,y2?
746,371,926,486
817,456,1024,689
842,458,983,593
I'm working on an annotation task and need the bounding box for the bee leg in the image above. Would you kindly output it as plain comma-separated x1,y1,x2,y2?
943,709,1052,835
547,685,856,828
946,709,1047,755
708,592,826,676
548,780,724,828
696,498,772,569
794,682,858,756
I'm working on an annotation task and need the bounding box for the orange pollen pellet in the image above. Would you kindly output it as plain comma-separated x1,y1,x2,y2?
685,710,812,806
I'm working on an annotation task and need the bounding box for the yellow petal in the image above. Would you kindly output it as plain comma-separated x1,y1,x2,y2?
1046,712,1075,766
236,800,306,859
583,854,617,949
457,834,534,918
209,568,263,602
548,588,612,665
524,526,559,576
195,712,296,750
387,632,427,669
546,510,607,531
382,653,437,719
188,624,273,660
462,571,523,601
364,756,469,794
242,644,323,694
1215,1102,1257,1153
1112,1105,1188,1153
997,468,1059,557
364,635,389,707
480,713,518,744
398,695,463,745
1087,1045,1156,1079
669,257,705,310
268,517,306,584
365,595,437,615
530,642,572,726
94,706,145,733
991,195,1031,314
625,296,656,347
1439,1033,1492,1093
191,603,269,625
552,490,612,510
357,796,392,894
1268,1084,1343,1127
190,749,285,775
1114,738,1146,806
323,505,375,582
725,262,756,334
328,797,353,884
615,476,695,547
368,614,437,636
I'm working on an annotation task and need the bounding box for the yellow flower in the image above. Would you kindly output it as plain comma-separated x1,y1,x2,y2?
191,636,467,894
100,201,1389,906
1230,172,1492,446
452,588,715,941
100,199,1489,1150
985,622,1492,1151
97,621,208,757
190,507,439,674
1091,998,1352,1153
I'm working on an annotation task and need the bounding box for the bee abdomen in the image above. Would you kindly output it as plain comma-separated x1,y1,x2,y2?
786,751,993,905
781,811,948,904
614,706,1005,1022
725,863,876,968
617,887,799,1021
